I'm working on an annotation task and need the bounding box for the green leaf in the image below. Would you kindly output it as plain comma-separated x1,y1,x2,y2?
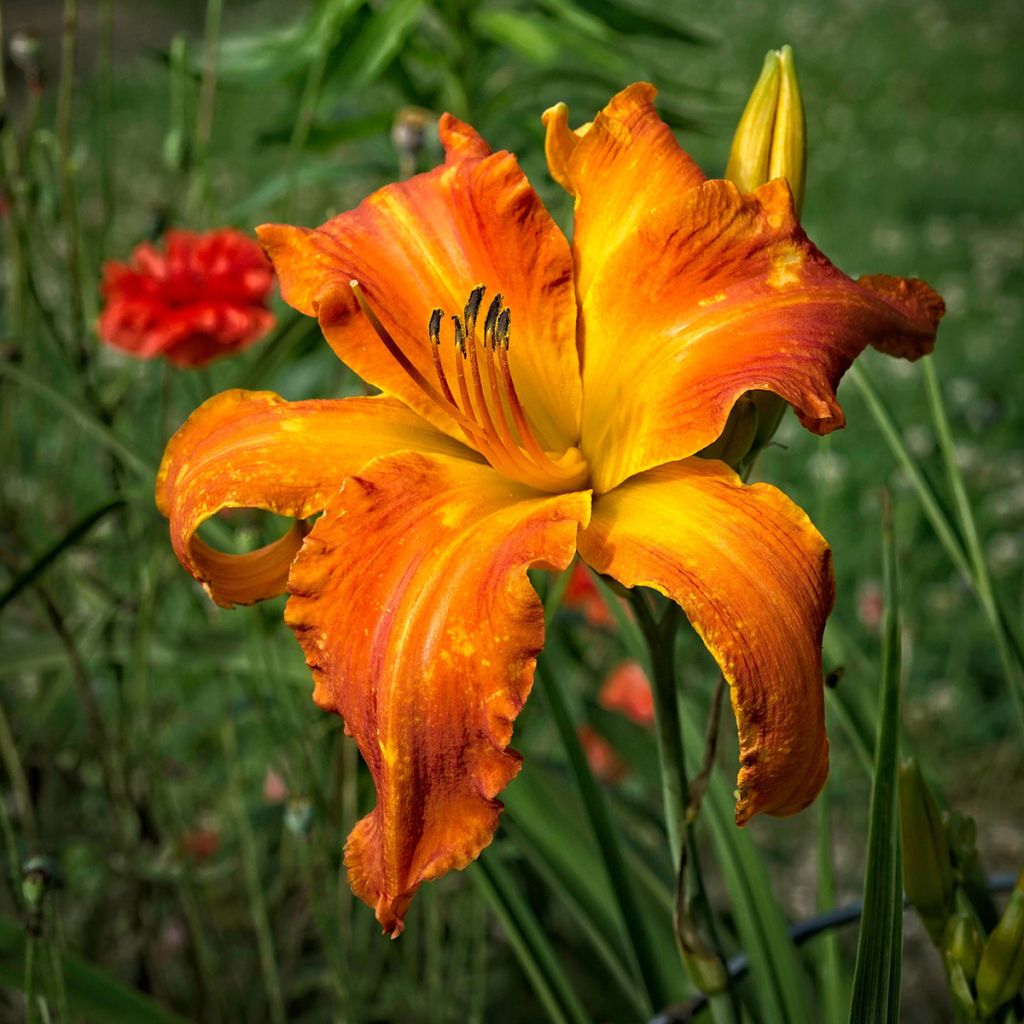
0,915,188,1024
334,0,428,91
472,12,563,65
849,494,904,1023
553,0,710,45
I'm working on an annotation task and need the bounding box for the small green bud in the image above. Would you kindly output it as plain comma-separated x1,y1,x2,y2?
681,947,730,995
284,798,314,837
945,810,980,877
945,909,984,983
975,867,1024,1019
899,759,954,942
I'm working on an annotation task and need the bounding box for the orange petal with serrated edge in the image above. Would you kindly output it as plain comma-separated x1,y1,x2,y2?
285,452,590,936
258,114,580,453
563,83,706,304
579,458,833,823
579,177,944,494
157,389,480,607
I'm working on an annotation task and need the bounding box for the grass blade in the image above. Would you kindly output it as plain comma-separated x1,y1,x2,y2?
848,493,904,1022
849,362,1024,726
919,356,1024,732
0,499,125,614
1,363,155,481
472,854,592,1024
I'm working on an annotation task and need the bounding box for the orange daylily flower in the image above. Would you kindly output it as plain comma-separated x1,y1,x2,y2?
157,84,944,937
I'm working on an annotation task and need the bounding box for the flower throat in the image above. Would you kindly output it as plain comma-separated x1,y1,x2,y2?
350,281,587,493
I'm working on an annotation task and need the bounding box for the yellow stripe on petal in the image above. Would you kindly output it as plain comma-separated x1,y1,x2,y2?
285,452,590,936
579,458,833,824
157,390,479,607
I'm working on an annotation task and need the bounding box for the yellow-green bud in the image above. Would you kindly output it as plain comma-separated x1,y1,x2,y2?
726,44,806,215
976,867,1024,1019
945,908,984,981
899,759,955,942
722,46,806,470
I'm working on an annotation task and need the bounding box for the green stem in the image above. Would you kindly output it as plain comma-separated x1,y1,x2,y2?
283,2,346,221
222,720,287,1024
97,0,115,256
25,928,39,1024
56,0,89,373
629,594,686,866
0,699,38,848
629,592,736,1020
191,0,224,221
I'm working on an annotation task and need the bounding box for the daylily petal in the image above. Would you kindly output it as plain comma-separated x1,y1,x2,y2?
258,115,581,452
540,102,591,195
285,452,590,936
578,458,833,823
579,177,944,493
157,389,478,608
563,83,706,303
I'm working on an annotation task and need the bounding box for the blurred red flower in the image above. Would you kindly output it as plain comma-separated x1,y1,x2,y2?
578,725,626,781
563,562,614,628
599,661,655,727
98,228,275,367
177,827,220,862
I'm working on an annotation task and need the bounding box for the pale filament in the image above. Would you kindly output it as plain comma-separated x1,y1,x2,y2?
349,281,583,491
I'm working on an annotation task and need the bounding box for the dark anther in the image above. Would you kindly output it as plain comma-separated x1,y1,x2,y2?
428,308,444,345
825,666,845,689
464,285,486,334
483,294,503,347
495,308,511,350
451,315,467,356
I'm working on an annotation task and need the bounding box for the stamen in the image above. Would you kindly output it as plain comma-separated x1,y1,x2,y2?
464,285,486,336
496,310,553,468
349,281,475,435
427,307,457,407
461,311,504,456
354,278,587,491
483,293,503,345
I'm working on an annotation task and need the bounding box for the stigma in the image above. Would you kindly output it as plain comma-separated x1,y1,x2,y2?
350,281,588,493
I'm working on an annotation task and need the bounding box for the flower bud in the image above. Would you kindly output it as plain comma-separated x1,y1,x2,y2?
899,758,954,942
722,47,806,468
975,866,1024,1019
944,907,984,984
726,44,806,215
